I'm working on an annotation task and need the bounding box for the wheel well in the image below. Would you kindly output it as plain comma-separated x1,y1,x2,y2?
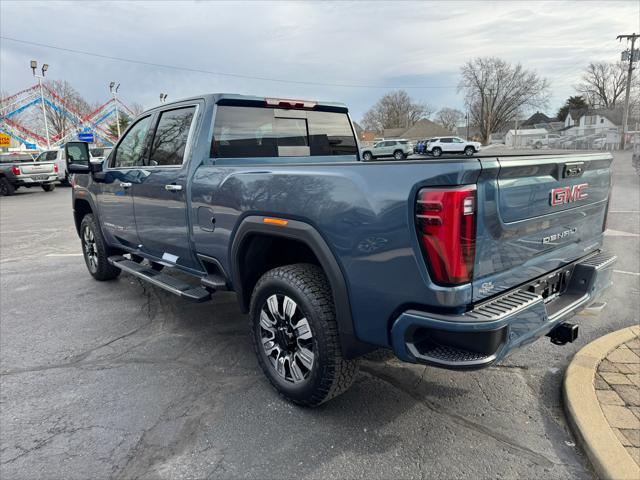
236,234,321,311
73,199,93,235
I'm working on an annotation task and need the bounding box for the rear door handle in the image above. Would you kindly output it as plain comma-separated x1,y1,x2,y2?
119,182,132,188
165,184,183,191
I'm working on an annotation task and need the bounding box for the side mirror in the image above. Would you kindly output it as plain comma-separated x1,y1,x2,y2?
65,142,91,174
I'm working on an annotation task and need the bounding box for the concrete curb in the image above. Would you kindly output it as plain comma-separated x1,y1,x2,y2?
564,325,640,480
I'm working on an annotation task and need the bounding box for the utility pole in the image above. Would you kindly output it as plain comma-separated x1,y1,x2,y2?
465,112,469,139
617,33,639,150
109,82,121,138
31,60,51,149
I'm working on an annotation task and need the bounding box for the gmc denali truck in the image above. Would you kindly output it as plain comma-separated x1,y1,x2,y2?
68,94,615,406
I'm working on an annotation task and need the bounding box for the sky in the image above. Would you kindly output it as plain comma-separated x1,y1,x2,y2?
1,0,639,123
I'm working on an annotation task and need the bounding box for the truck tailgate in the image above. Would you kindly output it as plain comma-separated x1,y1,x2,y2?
18,162,56,175
473,153,612,301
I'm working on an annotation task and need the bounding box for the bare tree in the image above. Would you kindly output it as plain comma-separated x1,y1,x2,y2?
458,57,550,144
575,62,628,109
44,79,91,138
361,90,433,133
129,102,144,116
435,107,464,133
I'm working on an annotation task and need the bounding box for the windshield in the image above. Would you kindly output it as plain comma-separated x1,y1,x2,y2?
0,154,34,163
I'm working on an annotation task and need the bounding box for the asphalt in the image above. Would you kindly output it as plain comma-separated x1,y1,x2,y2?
1,151,638,480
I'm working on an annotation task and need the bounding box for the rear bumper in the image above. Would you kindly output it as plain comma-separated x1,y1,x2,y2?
390,250,616,369
15,174,58,186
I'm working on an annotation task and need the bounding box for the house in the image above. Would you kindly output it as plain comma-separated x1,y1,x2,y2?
521,112,555,128
398,119,453,140
562,109,621,138
504,128,548,147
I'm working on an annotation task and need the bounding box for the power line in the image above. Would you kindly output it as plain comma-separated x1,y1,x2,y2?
1,36,457,90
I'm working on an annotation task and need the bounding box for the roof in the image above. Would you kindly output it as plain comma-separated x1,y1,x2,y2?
382,128,407,138
567,108,588,121
506,128,548,136
522,112,554,126
142,93,349,115
394,119,453,140
592,109,623,126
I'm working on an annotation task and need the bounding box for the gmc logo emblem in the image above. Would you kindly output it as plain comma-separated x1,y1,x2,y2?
550,183,588,206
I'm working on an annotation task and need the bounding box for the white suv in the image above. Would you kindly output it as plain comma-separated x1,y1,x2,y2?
426,137,481,157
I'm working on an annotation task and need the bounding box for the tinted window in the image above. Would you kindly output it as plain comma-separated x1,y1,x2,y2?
399,140,408,145
440,138,452,143
148,107,196,166
212,106,357,158
112,116,151,168
45,151,58,160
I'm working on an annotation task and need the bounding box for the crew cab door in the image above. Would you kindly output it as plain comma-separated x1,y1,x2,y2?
132,105,198,270
97,115,153,248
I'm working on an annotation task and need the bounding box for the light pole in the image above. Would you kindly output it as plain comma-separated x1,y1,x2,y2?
617,33,639,149
159,93,168,103
465,112,469,140
31,60,51,149
109,81,121,138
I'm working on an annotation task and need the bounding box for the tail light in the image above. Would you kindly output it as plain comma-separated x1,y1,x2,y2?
53,164,59,173
415,185,477,286
11,165,21,175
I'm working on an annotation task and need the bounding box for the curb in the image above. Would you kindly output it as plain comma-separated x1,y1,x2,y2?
564,325,640,480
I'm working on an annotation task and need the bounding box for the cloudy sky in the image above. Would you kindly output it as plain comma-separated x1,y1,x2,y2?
1,1,638,121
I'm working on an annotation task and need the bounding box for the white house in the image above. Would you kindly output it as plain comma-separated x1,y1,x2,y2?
562,109,621,138
504,128,548,147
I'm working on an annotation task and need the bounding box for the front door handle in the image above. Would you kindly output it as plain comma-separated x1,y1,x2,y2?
165,184,183,191
119,182,132,188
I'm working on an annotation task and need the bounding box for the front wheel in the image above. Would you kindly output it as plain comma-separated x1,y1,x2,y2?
464,146,475,156
393,150,405,160
250,264,359,406
42,183,56,192
362,151,373,161
432,147,442,157
80,214,121,281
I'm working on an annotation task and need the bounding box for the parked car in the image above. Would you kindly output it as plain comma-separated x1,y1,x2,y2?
361,139,413,161
425,137,481,157
90,147,112,163
0,152,58,195
35,148,70,184
533,134,562,149
69,93,615,406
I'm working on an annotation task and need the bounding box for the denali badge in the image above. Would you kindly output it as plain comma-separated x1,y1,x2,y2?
542,227,577,244
550,183,588,206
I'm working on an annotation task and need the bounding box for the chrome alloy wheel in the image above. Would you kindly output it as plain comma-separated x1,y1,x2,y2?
259,294,314,383
82,225,98,273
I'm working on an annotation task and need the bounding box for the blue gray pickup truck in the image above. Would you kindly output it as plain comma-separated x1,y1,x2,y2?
68,94,616,406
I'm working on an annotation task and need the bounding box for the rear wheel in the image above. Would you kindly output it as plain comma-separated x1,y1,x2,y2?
80,214,121,281
0,177,15,196
432,147,442,157
362,151,373,161
42,183,56,192
393,150,405,160
250,264,359,406
464,146,475,156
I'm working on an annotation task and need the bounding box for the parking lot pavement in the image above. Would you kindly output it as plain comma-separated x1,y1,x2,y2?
1,151,638,480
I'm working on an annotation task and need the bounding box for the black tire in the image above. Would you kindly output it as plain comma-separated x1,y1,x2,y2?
80,214,121,281
42,183,56,192
0,177,16,196
464,146,475,156
393,150,405,160
362,151,373,161
250,264,359,406
432,147,442,157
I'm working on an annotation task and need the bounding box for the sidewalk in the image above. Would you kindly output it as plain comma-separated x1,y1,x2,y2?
564,326,640,480
595,337,640,464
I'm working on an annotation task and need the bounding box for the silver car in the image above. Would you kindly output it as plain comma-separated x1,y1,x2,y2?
361,139,413,161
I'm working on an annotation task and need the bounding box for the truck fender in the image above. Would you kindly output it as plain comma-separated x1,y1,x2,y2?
230,216,373,358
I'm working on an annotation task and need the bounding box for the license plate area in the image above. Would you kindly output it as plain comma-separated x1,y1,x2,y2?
527,265,574,303
32,175,49,181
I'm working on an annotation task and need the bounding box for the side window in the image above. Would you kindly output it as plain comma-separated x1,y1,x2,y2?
441,138,452,143
46,151,58,161
35,152,46,162
112,116,151,168
148,107,196,166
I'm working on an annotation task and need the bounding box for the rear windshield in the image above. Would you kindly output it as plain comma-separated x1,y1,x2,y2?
212,106,358,158
0,154,34,163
